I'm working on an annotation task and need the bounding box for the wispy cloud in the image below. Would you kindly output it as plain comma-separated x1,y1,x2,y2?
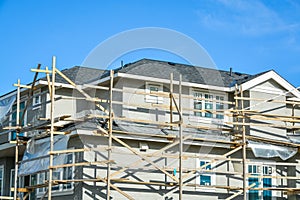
196,0,300,36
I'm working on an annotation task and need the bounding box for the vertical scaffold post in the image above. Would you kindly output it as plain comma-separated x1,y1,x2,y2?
179,74,183,200
48,56,56,200
240,85,247,200
107,70,114,200
14,79,20,200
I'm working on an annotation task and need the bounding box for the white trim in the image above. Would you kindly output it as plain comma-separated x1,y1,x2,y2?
0,165,4,196
241,71,300,98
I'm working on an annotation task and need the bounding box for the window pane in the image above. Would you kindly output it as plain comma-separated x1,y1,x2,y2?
204,94,213,118
249,176,259,200
194,92,202,116
263,178,272,199
0,166,3,196
200,175,211,185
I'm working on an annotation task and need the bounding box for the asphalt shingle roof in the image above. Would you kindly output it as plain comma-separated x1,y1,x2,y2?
114,59,269,87
41,59,270,88
41,66,106,85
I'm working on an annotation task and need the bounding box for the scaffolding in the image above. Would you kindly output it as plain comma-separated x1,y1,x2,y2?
3,56,300,200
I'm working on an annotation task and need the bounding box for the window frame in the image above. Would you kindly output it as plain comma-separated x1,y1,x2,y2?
247,163,275,199
0,165,3,196
32,89,41,109
196,159,216,190
35,152,75,197
191,89,226,120
9,100,27,141
145,82,163,104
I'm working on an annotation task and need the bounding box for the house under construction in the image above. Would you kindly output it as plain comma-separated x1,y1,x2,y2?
0,58,300,200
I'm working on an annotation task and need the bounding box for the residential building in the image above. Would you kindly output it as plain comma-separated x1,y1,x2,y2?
0,58,299,199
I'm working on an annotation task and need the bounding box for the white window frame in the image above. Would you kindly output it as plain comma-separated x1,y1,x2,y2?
10,169,24,197
36,152,75,197
0,165,4,196
145,82,163,104
247,162,275,199
10,169,14,197
196,159,216,190
190,89,227,122
32,89,41,109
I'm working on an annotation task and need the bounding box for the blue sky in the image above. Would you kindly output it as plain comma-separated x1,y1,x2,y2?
0,0,300,94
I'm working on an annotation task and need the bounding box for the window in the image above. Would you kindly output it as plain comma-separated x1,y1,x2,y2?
193,92,202,117
10,101,26,140
32,89,41,108
192,90,225,119
196,160,215,188
10,169,23,197
35,152,74,195
199,161,212,185
248,164,273,200
204,94,213,118
0,165,3,196
216,96,224,119
10,169,15,197
145,83,163,104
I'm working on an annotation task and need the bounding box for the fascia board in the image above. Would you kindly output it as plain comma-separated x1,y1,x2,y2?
240,71,300,98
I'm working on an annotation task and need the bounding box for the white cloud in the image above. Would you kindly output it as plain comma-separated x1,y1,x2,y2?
196,0,300,36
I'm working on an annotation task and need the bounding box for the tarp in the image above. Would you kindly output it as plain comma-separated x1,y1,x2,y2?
19,135,69,176
248,141,297,160
0,95,16,124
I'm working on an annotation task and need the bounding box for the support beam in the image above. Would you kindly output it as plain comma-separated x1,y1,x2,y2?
106,70,114,200
48,56,56,200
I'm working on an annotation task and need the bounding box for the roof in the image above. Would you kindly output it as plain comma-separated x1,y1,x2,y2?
41,66,106,85
0,58,280,98
114,59,268,87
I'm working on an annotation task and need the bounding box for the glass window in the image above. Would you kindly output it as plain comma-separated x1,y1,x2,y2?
248,164,273,200
145,83,163,104
193,92,202,116
204,94,213,118
34,153,74,194
192,91,225,119
63,153,73,189
0,165,3,196
32,89,41,108
199,161,212,186
10,101,26,140
216,96,224,119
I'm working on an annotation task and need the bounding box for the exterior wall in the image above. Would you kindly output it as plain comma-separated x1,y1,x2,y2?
0,157,15,196
249,80,290,140
116,78,230,129
79,134,245,199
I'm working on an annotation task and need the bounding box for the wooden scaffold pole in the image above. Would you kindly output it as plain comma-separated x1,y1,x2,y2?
48,56,56,200
13,79,20,200
106,70,114,200
240,85,247,200
179,74,183,199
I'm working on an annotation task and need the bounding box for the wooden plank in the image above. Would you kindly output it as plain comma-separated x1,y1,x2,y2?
50,160,112,169
49,148,89,155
